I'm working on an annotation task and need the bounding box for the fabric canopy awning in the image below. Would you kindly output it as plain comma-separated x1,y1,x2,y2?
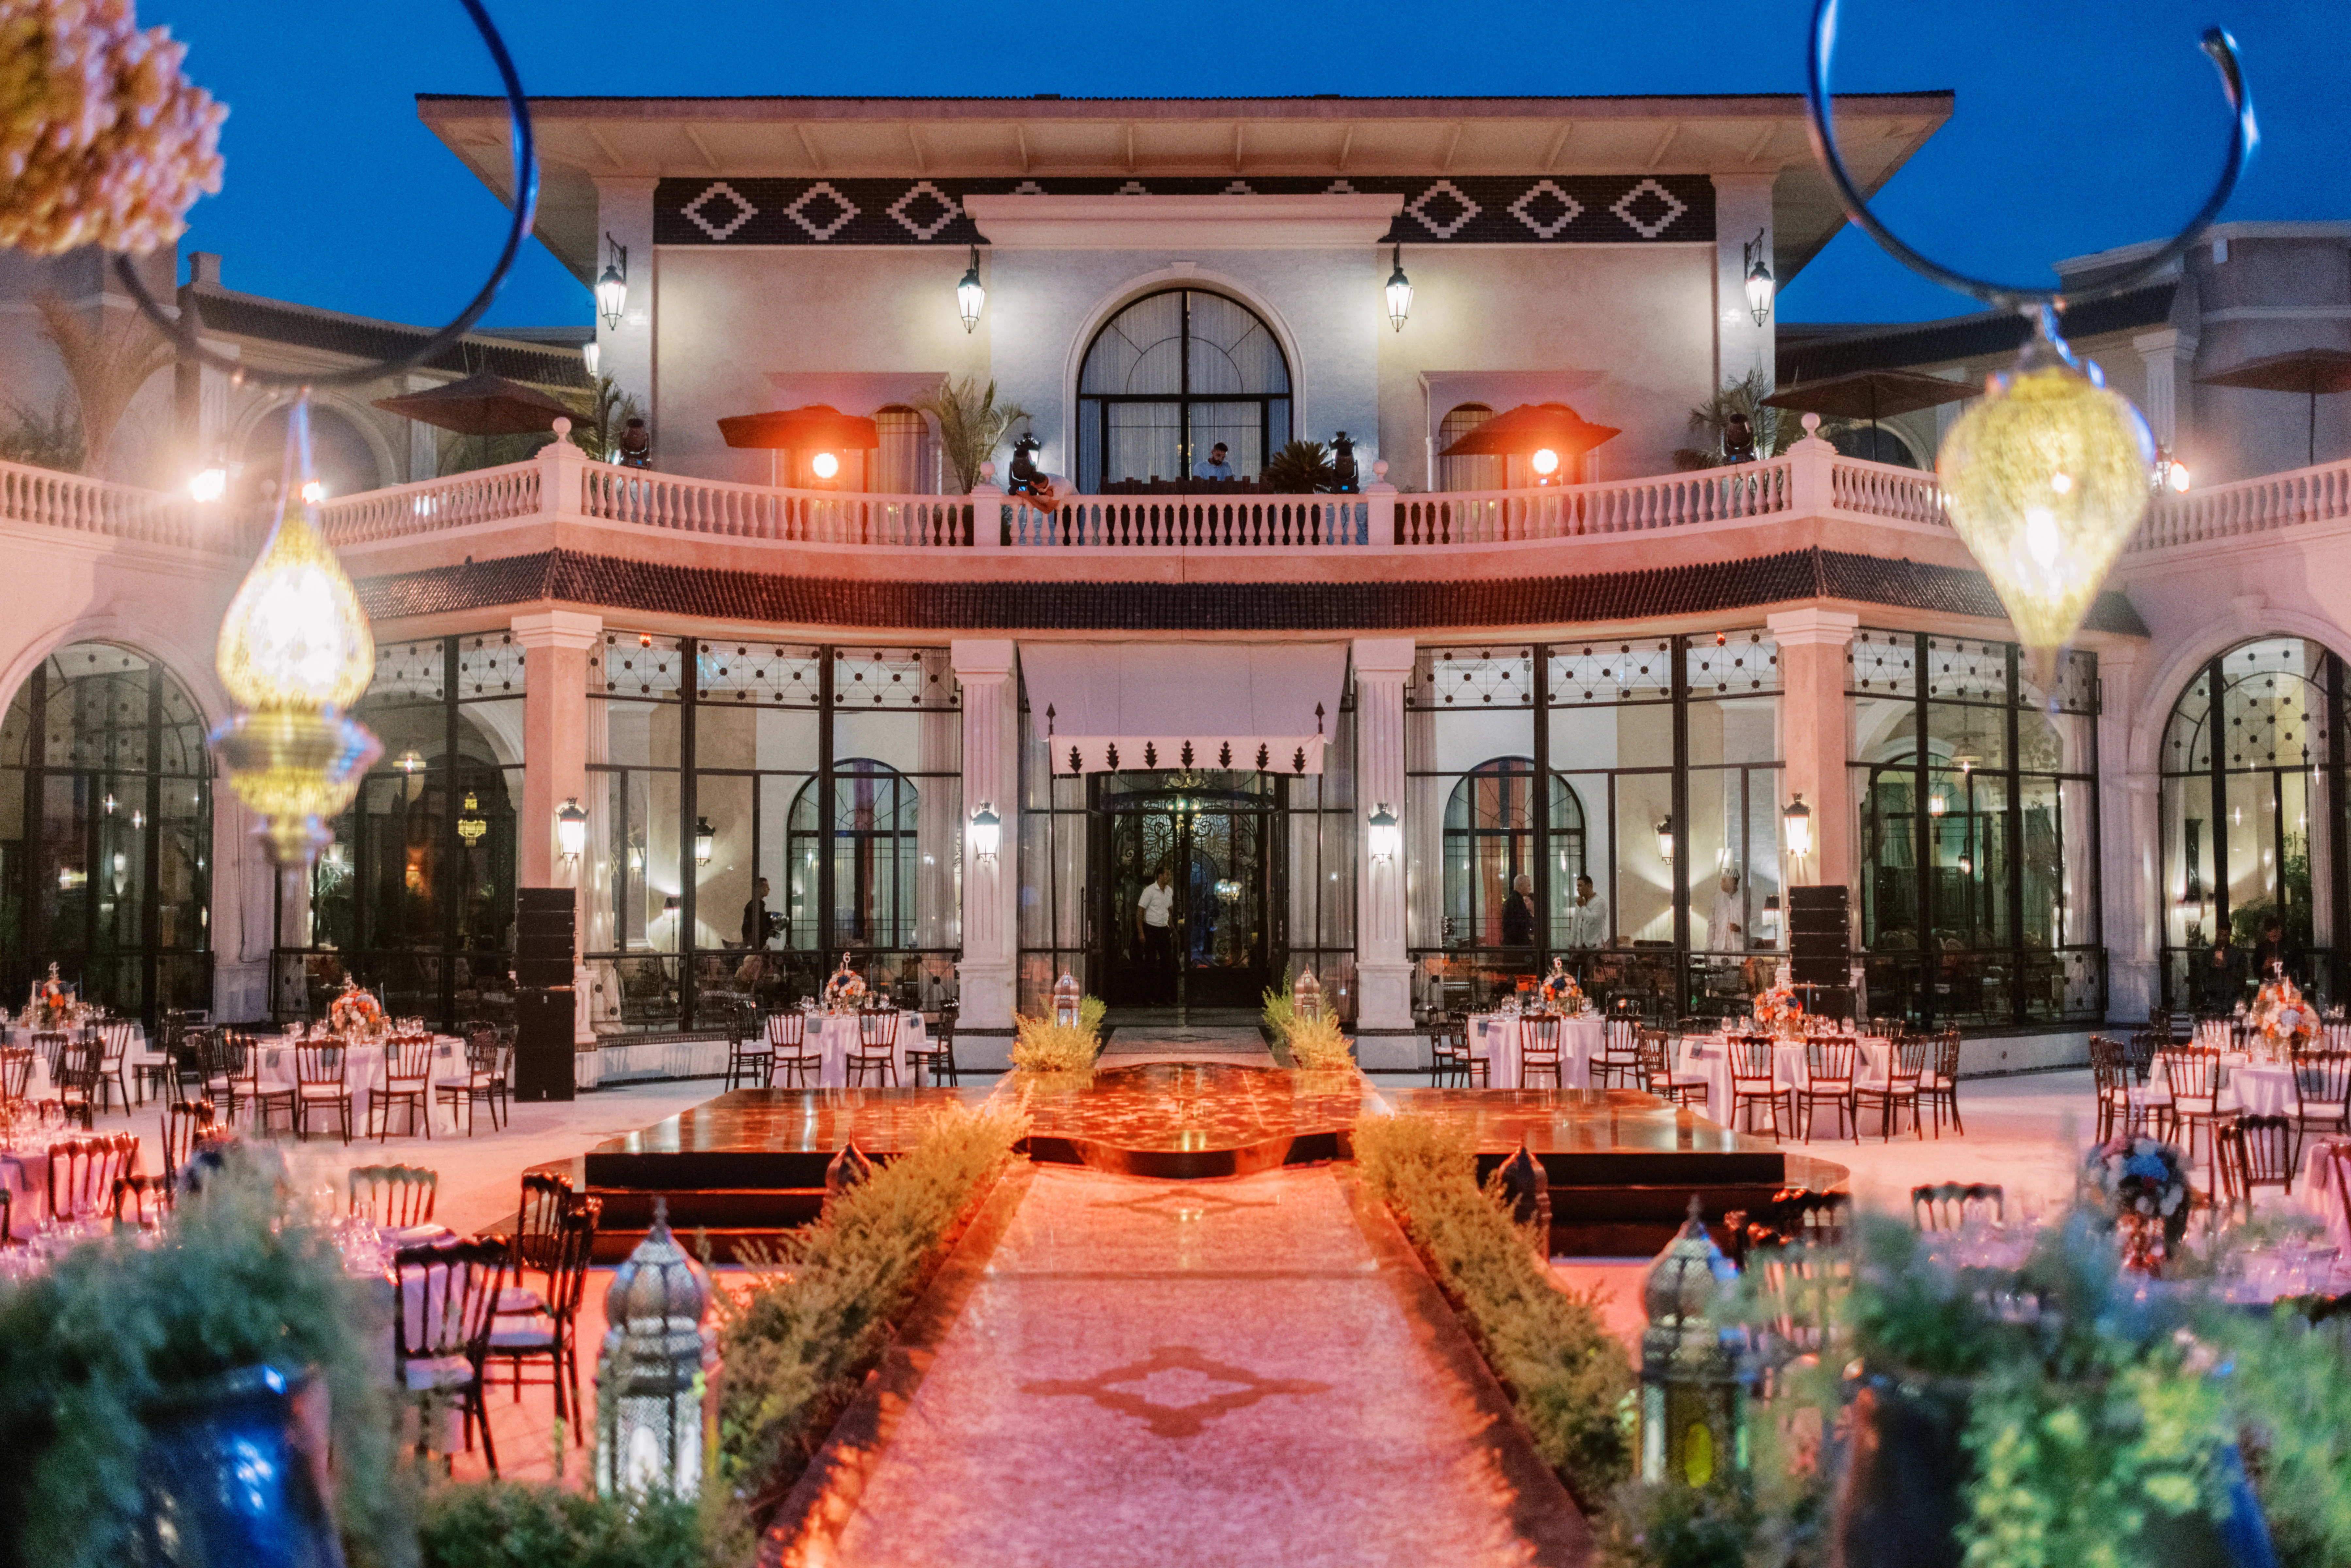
1020,642,1350,776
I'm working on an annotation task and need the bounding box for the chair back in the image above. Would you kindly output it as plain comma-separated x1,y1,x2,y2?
1933,1027,1962,1081
295,1042,346,1088
161,1099,215,1186
766,1009,808,1052
858,1005,900,1052
1521,1013,1563,1062
2159,1047,2224,1102
60,1035,104,1098
1636,1025,1671,1078
48,1133,137,1221
1910,1181,2004,1231
2227,1114,2296,1192
219,1030,255,1087
30,1031,68,1080
97,1020,136,1065
392,1236,507,1367
2123,1030,2162,1085
0,1046,30,1103
1803,1036,1856,1088
384,1035,434,1088
1728,1035,1777,1088
931,1004,959,1072
1887,1032,1931,1089
1601,1016,1641,1062
542,1199,602,1324
515,1170,576,1277
2293,1049,2351,1112
349,1163,439,1228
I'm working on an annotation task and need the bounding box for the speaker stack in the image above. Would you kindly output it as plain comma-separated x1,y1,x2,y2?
513,887,577,1102
1786,885,1854,1020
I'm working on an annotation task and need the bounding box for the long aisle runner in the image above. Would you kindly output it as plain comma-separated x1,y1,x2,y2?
770,1164,1590,1567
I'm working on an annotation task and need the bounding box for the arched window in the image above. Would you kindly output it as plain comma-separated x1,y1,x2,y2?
1437,404,1504,493
1076,289,1291,491
0,643,213,1022
2160,637,2346,1006
1823,422,1925,469
1441,758,1585,948
787,759,919,950
870,405,936,494
245,400,382,500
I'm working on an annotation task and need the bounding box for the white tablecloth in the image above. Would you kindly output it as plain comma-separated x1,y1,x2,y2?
788,1011,929,1088
2231,1063,2299,1118
9,1025,155,1103
0,1146,50,1225
1675,1035,1896,1125
254,1036,472,1135
1464,1013,1604,1091
2301,1137,2351,1256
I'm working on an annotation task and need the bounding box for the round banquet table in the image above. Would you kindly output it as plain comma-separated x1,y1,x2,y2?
1675,1035,1896,1128
1463,1013,1605,1091
253,1035,473,1135
7,1024,158,1104
794,1010,928,1088
2229,1062,2298,1118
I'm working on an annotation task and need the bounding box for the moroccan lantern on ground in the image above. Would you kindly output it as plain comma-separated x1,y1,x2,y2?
596,1199,716,1500
1052,971,1083,1028
1293,967,1323,1022
1936,319,2154,665
1639,1198,1747,1487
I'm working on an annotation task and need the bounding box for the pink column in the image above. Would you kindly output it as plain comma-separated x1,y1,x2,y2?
1353,637,1416,1033
1767,608,1859,898
952,639,1018,1041
511,610,602,912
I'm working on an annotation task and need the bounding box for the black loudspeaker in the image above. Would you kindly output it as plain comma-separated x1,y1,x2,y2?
514,888,576,988
1787,885,1851,988
513,985,575,1102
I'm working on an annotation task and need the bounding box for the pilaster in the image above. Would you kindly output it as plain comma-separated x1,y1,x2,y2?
1353,636,1416,1036
2096,644,2157,1021
1710,174,1777,391
1766,609,1860,898
512,609,602,899
2133,328,2199,452
953,639,1018,1044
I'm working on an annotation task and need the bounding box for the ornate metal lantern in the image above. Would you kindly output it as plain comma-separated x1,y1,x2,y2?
1743,228,1774,326
1293,968,1323,1022
595,233,629,330
956,245,985,332
556,798,588,862
595,1200,715,1500
1384,244,1413,331
1052,972,1083,1028
1366,803,1401,863
1782,794,1813,860
1639,1199,1747,1487
969,801,1002,861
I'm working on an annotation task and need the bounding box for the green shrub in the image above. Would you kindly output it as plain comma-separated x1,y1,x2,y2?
715,1099,1026,1502
0,1144,411,1568
1354,1112,1634,1506
1010,995,1106,1074
1284,1010,1354,1070
417,1481,704,1568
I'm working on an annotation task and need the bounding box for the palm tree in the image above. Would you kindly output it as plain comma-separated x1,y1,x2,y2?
917,377,1030,495
1673,368,1790,472
35,292,172,479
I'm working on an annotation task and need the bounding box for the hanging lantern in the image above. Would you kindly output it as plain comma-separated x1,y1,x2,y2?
1293,968,1323,1022
208,400,382,866
1936,319,2155,663
956,245,985,332
1366,803,1400,863
595,233,629,330
1639,1198,1748,1487
1782,794,1813,860
595,1199,715,1501
456,791,487,846
1742,228,1774,326
1384,244,1412,332
556,797,588,861
1655,818,1676,865
693,816,715,866
581,339,600,378
1053,971,1083,1028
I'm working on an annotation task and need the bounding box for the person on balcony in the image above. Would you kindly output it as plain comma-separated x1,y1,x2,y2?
1195,442,1234,481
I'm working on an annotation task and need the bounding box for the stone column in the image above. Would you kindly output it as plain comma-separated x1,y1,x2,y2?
952,640,1018,1051
915,648,960,1006
2097,643,2157,1021
1710,173,1777,392
1353,638,1416,1042
403,373,441,483
2133,328,2199,454
1766,609,1859,897
592,176,659,437
512,610,602,899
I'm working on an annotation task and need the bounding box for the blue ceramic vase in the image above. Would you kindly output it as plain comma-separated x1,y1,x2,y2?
139,1365,344,1568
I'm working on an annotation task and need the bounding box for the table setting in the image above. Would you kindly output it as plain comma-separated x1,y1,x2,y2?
790,1002,930,1088
252,1022,475,1136
1673,1019,1898,1121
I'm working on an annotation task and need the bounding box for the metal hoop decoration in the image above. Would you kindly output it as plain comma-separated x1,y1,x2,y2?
109,0,538,389
1805,0,2255,314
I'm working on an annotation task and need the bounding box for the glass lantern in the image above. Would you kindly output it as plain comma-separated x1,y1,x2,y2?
595,1200,715,1501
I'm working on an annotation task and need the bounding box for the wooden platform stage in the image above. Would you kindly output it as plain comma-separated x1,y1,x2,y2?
550,1062,1844,1260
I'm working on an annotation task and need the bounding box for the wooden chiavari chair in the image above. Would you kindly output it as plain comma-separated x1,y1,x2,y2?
1911,1182,2004,1232
848,1004,900,1087
348,1162,440,1229
1519,1013,1565,1090
1728,1034,1791,1141
767,1009,822,1088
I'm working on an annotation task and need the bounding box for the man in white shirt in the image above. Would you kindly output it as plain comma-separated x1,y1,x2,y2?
1567,874,1609,952
1136,867,1176,1003
1706,870,1745,952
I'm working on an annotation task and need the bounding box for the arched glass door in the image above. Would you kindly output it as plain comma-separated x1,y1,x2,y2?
1076,289,1291,491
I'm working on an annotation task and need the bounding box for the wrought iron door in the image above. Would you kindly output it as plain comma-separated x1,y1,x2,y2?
1091,775,1278,1010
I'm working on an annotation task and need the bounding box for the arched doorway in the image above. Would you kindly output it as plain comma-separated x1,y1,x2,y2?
786,759,920,953
1076,288,1291,491
2159,636,2348,1009
0,642,213,1024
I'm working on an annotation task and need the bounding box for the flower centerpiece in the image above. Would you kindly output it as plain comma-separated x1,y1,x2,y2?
1751,966,1805,1039
2248,969,2316,1060
821,956,868,1014
326,977,386,1038
1538,957,1583,1015
2083,1134,2191,1275
22,961,85,1030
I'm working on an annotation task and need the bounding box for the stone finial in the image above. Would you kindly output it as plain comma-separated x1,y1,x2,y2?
1801,412,1821,437
552,416,572,438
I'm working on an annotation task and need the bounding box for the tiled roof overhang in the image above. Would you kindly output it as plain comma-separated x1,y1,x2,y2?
357,546,2147,638
1779,284,2178,384
184,290,593,389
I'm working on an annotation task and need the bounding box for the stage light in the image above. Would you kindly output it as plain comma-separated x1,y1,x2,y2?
810,451,839,481
1530,448,1560,479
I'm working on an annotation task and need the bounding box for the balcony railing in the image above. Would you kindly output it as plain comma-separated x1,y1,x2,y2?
0,460,238,553
2131,453,2351,553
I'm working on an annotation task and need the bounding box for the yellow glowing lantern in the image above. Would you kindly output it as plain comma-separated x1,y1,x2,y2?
209,409,382,865
1936,329,2154,662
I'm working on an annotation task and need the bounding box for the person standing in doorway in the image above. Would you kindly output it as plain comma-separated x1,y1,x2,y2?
1501,872,1535,948
1706,870,1744,952
742,876,776,951
1195,442,1234,481
1137,866,1177,1004
1568,874,1609,954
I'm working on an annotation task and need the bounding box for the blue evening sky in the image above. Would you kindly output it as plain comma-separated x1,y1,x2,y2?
142,0,2344,332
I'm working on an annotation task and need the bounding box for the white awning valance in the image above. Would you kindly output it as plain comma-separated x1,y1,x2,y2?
1019,642,1350,776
